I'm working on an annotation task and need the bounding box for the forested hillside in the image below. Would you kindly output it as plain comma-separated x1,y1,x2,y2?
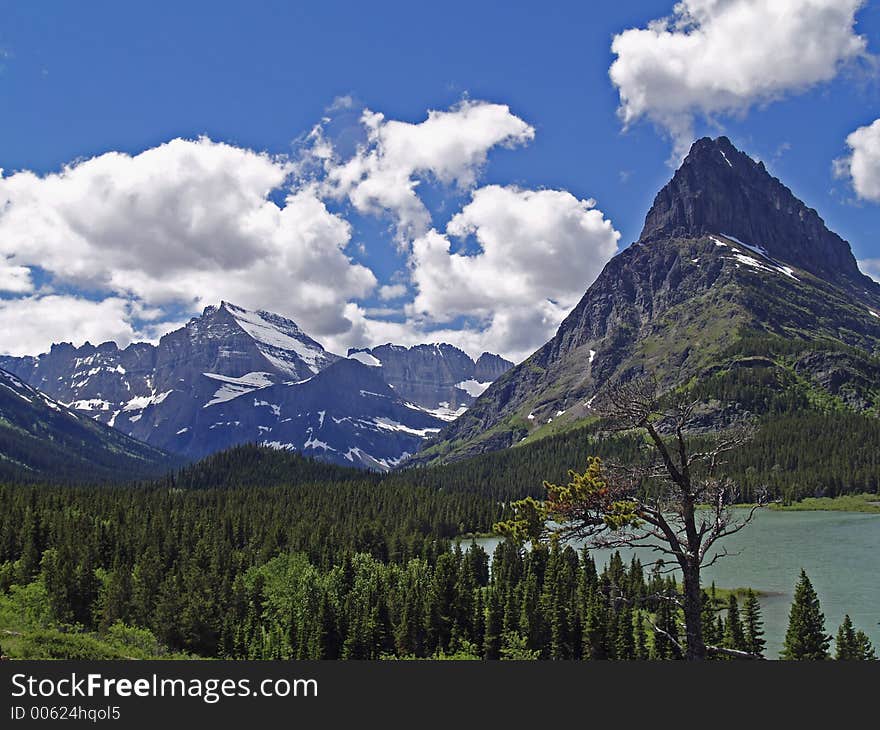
393,408,880,504
0,477,761,660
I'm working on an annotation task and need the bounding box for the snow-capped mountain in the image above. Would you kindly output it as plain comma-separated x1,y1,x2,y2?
0,302,508,470
346,343,513,420
0,301,340,452
178,358,445,469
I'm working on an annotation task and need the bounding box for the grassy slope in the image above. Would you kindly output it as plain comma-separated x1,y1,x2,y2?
769,493,880,514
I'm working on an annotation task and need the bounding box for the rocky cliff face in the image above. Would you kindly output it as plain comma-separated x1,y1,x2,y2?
474,353,512,382
177,358,446,469
346,343,513,417
417,137,880,464
640,136,868,287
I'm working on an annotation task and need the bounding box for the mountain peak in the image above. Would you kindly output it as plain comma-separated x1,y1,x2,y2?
639,136,865,284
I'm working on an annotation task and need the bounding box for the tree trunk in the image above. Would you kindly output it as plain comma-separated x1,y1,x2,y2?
682,561,706,660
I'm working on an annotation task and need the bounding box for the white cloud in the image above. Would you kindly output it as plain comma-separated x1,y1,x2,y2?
382,185,620,361
0,137,377,352
858,258,880,282
329,298,581,365
610,0,869,156
0,259,33,294
378,283,407,300
328,94,355,111
409,186,619,317
835,119,880,203
0,296,138,356
321,100,535,241
0,103,620,365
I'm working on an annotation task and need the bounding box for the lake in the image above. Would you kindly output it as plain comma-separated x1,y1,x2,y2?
459,509,880,659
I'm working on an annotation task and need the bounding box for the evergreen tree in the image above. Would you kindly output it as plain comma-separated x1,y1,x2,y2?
583,589,609,660
722,595,746,654
483,587,502,660
700,587,720,649
741,589,765,657
835,615,859,660
633,611,648,661
782,570,830,660
615,605,635,661
855,631,877,661
835,615,877,661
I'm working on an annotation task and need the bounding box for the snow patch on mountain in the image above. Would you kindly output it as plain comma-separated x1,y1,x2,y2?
359,389,389,399
348,351,383,367
713,234,799,281
403,401,468,422
372,417,441,438
203,371,275,388
455,379,491,397
203,371,274,408
254,399,281,416
304,434,335,451
66,398,112,411
0,370,34,403
123,390,172,412
223,302,333,376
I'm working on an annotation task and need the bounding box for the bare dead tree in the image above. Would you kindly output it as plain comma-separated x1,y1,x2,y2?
497,376,765,660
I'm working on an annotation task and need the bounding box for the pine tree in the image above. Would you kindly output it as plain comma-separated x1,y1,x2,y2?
835,615,859,660
583,588,609,660
483,587,502,660
615,605,635,661
782,570,830,660
835,615,877,660
701,587,720,649
855,631,877,661
633,611,648,660
722,595,746,653
741,589,765,657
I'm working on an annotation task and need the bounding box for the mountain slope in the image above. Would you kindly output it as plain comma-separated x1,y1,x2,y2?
347,343,513,419
173,358,446,469
418,137,880,464
1,303,513,470
0,301,340,454
0,368,172,482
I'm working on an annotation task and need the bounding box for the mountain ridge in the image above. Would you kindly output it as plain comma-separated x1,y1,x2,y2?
0,301,511,470
347,342,513,417
415,136,880,464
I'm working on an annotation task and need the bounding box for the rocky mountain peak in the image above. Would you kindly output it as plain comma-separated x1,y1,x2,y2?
474,352,513,382
346,342,513,414
639,136,865,284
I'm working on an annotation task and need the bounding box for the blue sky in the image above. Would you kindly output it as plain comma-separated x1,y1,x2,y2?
1,0,880,361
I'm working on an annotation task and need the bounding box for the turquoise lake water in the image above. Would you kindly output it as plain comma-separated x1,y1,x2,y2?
461,509,880,658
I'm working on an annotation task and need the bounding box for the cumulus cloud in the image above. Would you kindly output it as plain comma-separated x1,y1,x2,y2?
378,283,407,300
0,259,33,294
0,137,376,352
321,101,535,242
399,185,620,360
835,118,880,202
610,0,869,156
0,296,139,356
858,258,880,282
0,101,619,364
